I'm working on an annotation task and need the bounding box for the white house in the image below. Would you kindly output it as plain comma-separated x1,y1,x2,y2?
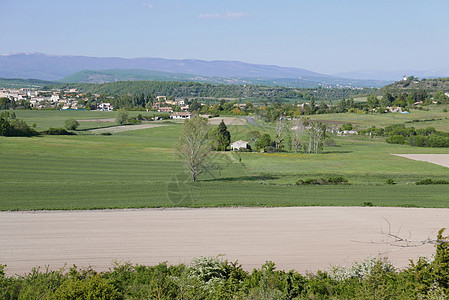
231,140,249,151
170,112,191,119
97,103,114,111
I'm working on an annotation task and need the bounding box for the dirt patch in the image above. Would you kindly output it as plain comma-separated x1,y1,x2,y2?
77,118,116,123
311,119,357,125
392,154,449,168
209,117,247,126
88,124,164,134
1,207,447,275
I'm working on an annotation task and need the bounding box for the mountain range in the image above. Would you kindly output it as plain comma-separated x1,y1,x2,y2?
5,52,447,88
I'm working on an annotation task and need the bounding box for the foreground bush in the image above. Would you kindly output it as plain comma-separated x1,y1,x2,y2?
41,128,75,135
416,178,449,185
1,231,448,299
296,176,349,185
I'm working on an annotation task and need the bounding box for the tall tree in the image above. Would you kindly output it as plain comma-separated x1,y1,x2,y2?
307,121,326,154
291,118,305,153
175,117,212,182
212,120,231,151
275,119,289,151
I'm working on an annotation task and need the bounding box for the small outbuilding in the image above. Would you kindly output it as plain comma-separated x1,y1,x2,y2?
170,112,192,119
231,140,249,151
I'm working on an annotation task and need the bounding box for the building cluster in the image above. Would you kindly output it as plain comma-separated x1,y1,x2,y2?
153,96,189,113
0,88,113,111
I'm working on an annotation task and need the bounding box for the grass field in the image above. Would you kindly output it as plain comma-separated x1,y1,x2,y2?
309,104,449,132
8,110,165,131
1,110,449,210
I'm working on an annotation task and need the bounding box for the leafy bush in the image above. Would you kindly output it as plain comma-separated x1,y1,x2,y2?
116,109,129,125
64,118,79,131
41,128,75,135
323,138,337,147
386,135,406,145
327,176,349,185
385,178,395,185
416,178,449,185
297,177,349,185
296,178,319,185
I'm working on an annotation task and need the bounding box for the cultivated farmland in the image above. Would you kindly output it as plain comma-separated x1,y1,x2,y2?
1,110,449,211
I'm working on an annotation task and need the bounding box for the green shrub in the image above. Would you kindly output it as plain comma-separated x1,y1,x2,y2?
41,128,75,135
327,176,349,185
416,178,449,185
385,179,395,185
386,135,406,144
324,138,337,147
303,178,319,185
416,178,433,185
0,117,11,136
64,118,79,131
53,274,120,300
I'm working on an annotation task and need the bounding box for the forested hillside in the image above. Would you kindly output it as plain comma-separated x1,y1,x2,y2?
383,77,449,93
44,81,375,102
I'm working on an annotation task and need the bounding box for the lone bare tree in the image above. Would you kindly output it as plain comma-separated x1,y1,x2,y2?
175,116,212,182
307,121,326,154
275,119,289,151
291,118,306,153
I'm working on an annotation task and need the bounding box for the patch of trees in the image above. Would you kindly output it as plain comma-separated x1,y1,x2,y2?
44,81,374,105
0,97,31,110
1,230,449,299
250,119,326,154
382,124,449,148
296,176,349,185
383,76,449,93
210,120,231,151
0,111,37,137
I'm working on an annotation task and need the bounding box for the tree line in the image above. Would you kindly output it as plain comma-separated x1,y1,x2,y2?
42,81,374,103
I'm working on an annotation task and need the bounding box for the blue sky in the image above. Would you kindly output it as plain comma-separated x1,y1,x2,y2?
1,0,449,74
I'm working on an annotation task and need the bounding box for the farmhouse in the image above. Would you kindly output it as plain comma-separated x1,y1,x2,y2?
231,140,249,151
158,107,173,113
97,103,114,111
170,112,191,119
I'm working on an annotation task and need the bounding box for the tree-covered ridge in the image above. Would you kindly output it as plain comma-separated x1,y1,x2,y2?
0,77,58,88
382,76,449,93
43,81,375,102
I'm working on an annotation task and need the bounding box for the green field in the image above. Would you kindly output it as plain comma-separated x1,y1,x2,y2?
1,110,449,210
308,104,449,132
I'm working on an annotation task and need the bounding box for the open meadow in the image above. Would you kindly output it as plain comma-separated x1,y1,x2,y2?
1,110,449,211
308,104,449,132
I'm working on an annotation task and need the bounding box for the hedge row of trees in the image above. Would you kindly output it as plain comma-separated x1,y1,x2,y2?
0,111,38,137
45,81,373,103
375,124,449,148
1,230,449,299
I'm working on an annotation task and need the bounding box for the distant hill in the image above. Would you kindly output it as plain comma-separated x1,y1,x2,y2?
335,68,449,81
0,53,326,80
382,77,449,93
0,77,57,89
61,69,389,88
0,53,387,88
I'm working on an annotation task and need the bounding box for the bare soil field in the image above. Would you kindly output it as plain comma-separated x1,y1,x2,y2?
1,207,448,276
208,117,248,126
88,124,164,134
393,154,449,168
77,118,116,123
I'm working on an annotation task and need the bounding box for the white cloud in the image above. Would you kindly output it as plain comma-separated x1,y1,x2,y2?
142,3,154,9
198,12,250,19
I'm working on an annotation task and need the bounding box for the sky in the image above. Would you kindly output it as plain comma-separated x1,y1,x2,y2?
1,0,449,75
